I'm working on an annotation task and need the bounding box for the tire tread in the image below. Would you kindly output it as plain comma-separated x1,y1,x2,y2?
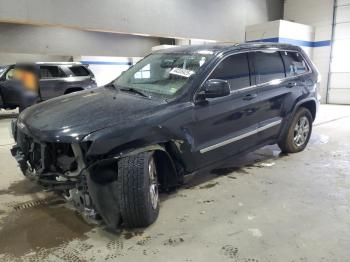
118,152,159,227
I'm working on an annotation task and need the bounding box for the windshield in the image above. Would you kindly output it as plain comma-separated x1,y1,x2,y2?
114,52,213,99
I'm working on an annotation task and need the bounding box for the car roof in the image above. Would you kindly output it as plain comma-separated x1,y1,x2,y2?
155,42,301,55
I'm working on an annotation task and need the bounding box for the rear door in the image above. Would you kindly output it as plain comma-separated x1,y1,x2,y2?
251,50,305,143
39,65,67,100
188,52,262,168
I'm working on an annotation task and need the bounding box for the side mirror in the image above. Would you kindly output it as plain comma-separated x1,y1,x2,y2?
197,79,230,100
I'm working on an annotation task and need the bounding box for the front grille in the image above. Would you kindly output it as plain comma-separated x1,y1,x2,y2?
16,129,29,154
17,129,43,171
16,129,78,175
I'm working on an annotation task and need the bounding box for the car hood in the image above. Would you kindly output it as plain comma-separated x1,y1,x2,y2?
18,87,165,142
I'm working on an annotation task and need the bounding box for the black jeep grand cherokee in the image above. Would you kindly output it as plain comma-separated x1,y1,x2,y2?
11,43,319,229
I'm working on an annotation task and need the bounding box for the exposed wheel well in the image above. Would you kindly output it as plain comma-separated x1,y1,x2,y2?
299,100,316,121
64,87,83,94
89,146,180,190
153,149,179,190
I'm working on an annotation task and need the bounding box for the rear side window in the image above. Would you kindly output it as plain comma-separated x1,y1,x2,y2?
209,53,250,91
280,51,309,77
40,66,65,78
252,51,285,84
69,66,90,76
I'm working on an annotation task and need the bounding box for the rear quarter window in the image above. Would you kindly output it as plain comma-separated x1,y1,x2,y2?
40,66,66,78
68,66,90,76
280,51,309,77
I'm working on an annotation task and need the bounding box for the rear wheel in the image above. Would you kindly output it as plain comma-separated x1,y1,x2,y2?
117,152,159,228
278,107,313,153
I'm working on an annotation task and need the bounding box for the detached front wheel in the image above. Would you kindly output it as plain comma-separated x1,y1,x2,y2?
118,152,160,228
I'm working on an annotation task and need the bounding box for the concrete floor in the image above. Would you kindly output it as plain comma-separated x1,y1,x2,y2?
0,105,350,262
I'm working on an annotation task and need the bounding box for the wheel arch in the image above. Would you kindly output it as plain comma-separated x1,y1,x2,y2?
88,142,182,190
117,143,181,190
279,98,317,143
298,99,317,121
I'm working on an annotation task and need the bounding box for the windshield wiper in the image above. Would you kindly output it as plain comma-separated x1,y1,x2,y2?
119,87,149,98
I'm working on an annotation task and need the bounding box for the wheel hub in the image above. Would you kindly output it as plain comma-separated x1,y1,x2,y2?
148,158,159,210
293,116,310,147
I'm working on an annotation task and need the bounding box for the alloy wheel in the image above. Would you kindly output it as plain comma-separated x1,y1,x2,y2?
148,157,159,210
293,116,310,147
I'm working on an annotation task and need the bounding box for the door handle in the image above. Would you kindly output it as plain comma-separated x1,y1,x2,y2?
286,82,297,88
243,93,257,101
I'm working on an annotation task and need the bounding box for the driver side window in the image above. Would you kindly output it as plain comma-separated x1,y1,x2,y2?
209,53,251,91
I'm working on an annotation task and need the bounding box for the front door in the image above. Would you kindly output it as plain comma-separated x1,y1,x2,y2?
186,52,262,169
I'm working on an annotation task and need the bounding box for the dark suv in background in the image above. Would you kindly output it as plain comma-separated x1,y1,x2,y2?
11,43,319,229
0,62,97,110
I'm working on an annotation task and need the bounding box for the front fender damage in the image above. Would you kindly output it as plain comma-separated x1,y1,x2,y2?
85,144,179,230
86,169,121,231
12,124,179,230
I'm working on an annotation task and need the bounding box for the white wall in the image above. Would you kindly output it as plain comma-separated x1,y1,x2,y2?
328,0,350,104
0,0,283,43
246,20,281,41
0,53,70,65
245,20,314,57
0,23,162,57
284,0,334,103
74,56,144,87
279,20,314,57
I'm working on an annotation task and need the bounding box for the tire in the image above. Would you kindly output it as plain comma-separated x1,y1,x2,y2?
118,151,160,228
278,107,313,153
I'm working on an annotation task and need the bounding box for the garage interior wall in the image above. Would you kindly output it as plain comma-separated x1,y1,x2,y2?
0,23,163,59
284,0,335,104
0,0,284,84
0,53,71,65
0,0,283,43
328,0,350,104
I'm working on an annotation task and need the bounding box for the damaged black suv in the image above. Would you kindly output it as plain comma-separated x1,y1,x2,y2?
11,43,319,229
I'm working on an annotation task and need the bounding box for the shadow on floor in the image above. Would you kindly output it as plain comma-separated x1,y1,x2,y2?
182,145,286,188
0,144,288,258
